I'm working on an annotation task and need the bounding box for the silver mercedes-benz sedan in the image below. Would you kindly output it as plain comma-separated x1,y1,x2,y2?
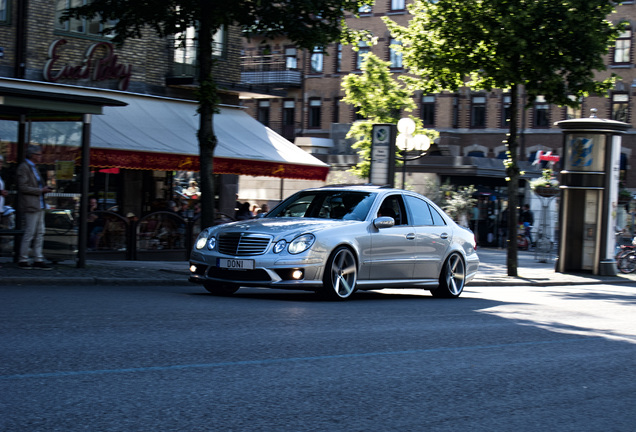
189,185,479,300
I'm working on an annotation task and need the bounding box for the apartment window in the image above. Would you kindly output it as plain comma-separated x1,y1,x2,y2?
55,0,115,37
356,41,371,70
173,26,226,71
614,28,632,64
310,47,324,74
335,44,342,73
309,99,322,128
333,98,341,123
257,100,270,126
612,93,629,122
452,97,459,128
389,39,403,69
533,96,550,128
285,47,297,70
471,95,486,128
502,94,511,127
283,100,295,126
421,95,435,127
391,0,406,11
565,96,582,119
0,0,8,22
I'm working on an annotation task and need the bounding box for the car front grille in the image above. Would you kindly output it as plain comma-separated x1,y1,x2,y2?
217,232,272,256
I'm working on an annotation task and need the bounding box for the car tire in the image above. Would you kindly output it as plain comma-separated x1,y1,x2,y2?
431,252,465,298
203,282,240,296
319,246,357,300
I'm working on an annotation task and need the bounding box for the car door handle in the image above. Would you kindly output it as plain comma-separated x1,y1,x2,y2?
406,233,416,240
440,233,449,239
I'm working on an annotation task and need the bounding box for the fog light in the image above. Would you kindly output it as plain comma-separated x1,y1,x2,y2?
291,269,304,280
189,264,197,273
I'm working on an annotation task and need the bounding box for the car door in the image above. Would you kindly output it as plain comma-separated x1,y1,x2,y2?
368,194,416,280
405,195,452,279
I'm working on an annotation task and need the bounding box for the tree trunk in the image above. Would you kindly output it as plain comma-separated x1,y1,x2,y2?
197,7,218,229
506,84,520,277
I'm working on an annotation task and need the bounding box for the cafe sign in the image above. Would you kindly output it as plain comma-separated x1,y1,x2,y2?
43,39,132,90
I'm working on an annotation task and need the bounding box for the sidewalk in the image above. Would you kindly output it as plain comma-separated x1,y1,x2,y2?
1,247,634,287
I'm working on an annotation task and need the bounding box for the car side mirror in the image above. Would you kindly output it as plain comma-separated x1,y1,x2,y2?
374,216,395,229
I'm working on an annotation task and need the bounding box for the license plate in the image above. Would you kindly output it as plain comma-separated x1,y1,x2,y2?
217,258,255,270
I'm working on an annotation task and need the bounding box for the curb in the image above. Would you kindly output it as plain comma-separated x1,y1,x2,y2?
1,277,191,286
469,278,636,287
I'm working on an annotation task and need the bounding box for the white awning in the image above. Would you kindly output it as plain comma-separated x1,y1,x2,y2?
0,79,330,180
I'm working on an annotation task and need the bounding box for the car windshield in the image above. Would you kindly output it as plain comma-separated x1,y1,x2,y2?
267,190,377,221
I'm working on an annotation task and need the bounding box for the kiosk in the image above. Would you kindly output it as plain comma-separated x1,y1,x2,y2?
555,111,629,275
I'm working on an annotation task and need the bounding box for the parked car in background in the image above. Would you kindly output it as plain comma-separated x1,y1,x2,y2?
190,185,479,300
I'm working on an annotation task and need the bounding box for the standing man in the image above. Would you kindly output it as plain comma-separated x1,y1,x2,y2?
17,145,53,270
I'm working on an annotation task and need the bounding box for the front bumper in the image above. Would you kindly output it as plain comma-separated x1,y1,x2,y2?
188,250,325,290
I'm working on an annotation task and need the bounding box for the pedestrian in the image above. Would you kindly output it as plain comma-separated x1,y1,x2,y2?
0,155,7,216
520,204,535,247
17,145,53,270
0,155,7,269
235,202,252,220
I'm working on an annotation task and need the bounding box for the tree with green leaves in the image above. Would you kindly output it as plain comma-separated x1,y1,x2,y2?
62,0,368,228
341,52,438,180
385,0,622,276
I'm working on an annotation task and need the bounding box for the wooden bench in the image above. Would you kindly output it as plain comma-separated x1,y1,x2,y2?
0,229,25,263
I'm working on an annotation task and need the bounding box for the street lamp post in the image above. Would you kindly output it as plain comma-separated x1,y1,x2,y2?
396,118,431,189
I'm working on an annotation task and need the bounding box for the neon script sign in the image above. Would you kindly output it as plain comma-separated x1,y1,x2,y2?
43,39,132,90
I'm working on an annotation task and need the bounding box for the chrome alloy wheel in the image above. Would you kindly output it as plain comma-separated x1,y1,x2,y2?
322,246,357,300
432,252,466,298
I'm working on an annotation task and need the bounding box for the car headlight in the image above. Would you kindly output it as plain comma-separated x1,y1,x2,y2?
195,230,210,250
288,234,315,254
195,229,216,250
207,237,216,250
273,239,287,254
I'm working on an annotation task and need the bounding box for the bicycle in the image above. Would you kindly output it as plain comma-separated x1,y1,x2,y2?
517,223,532,250
616,236,636,274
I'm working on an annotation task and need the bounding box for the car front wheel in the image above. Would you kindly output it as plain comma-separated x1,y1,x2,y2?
203,282,240,296
431,252,466,298
320,246,357,300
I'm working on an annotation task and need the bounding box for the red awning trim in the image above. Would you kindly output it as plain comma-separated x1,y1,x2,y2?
89,148,329,181
4,144,329,181
214,157,330,181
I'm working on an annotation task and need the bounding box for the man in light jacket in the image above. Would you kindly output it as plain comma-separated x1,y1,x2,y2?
17,145,53,270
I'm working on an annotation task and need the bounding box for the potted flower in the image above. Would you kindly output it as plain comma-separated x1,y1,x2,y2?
530,169,560,198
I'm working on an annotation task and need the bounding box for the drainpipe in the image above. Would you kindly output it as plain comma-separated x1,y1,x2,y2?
14,0,28,78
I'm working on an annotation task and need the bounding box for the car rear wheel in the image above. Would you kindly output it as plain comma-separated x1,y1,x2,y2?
431,252,465,298
320,246,357,300
203,282,240,296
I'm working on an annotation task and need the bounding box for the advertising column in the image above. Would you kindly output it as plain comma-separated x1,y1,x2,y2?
555,114,629,275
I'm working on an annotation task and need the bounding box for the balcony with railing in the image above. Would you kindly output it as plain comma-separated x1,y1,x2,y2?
241,54,302,87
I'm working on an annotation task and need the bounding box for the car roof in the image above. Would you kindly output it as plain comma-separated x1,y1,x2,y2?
312,184,403,193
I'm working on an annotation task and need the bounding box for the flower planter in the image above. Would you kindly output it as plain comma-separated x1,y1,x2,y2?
533,186,560,198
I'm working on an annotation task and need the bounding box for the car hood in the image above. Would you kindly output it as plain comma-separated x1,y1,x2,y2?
211,218,362,239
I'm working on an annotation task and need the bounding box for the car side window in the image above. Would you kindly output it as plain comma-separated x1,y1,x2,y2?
429,204,447,226
405,195,434,226
378,195,408,225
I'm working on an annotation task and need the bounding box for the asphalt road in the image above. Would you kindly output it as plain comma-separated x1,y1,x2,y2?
1,283,635,431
